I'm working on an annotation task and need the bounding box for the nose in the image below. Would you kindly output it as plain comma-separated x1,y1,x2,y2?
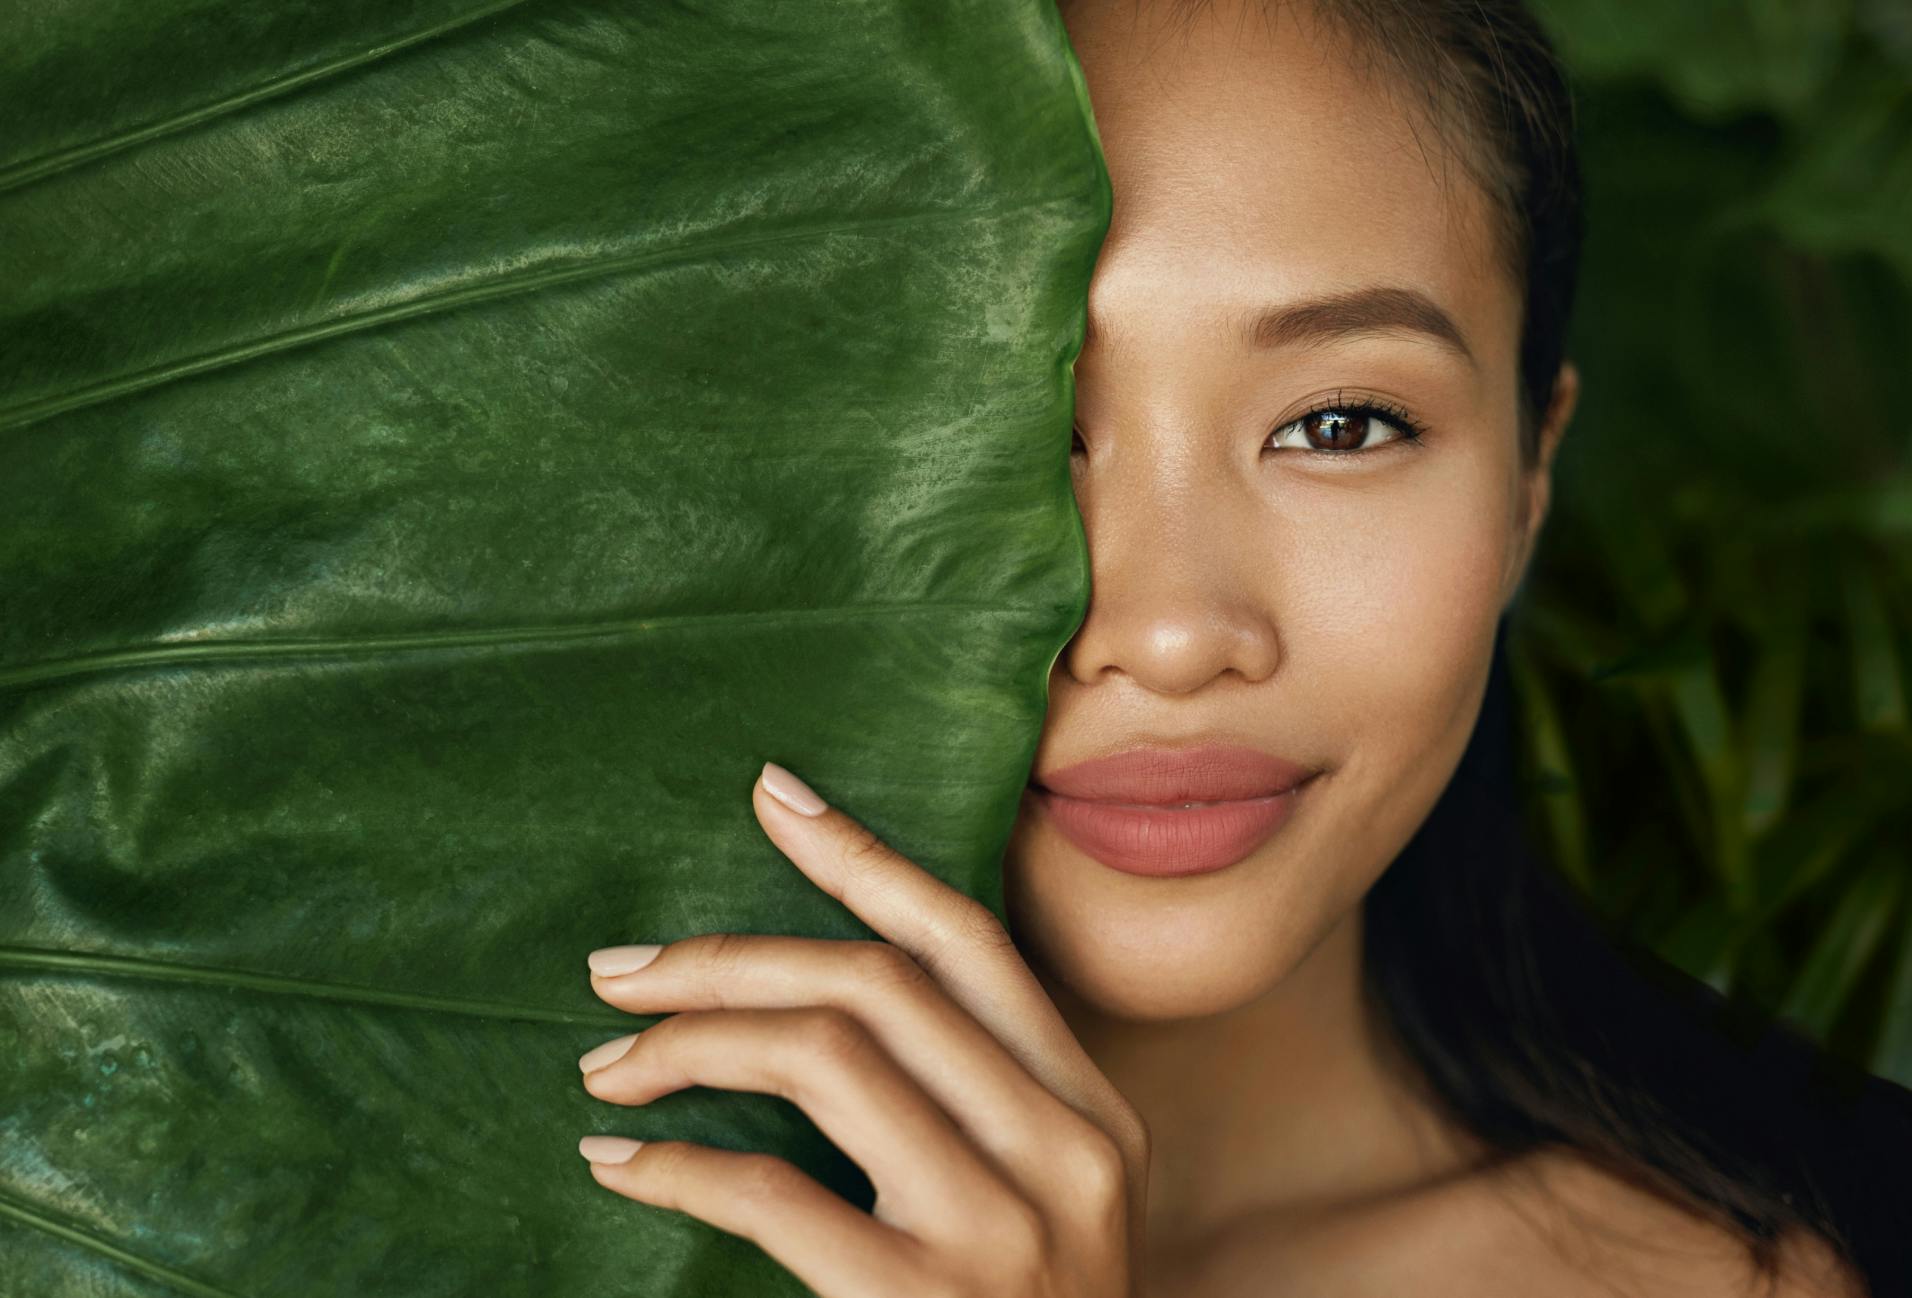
1055,443,1284,695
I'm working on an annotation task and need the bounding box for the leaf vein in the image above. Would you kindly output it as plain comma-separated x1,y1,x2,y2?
0,195,1077,433
0,1186,243,1298
0,0,540,195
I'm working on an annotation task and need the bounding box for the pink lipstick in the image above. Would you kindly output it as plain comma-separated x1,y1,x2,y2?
1029,743,1320,878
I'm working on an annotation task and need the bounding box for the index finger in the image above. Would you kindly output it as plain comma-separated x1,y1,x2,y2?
752,761,1124,1125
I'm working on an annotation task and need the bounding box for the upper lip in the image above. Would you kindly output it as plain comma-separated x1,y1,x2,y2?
1030,742,1319,804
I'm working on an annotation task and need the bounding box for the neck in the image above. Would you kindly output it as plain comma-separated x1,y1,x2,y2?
1041,899,1489,1263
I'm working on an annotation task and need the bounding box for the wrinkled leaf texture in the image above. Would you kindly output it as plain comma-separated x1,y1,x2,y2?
0,1,1110,1293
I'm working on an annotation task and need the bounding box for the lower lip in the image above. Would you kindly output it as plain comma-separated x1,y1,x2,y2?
1029,779,1315,878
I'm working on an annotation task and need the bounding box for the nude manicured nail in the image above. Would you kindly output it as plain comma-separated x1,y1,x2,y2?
589,944,662,976
578,1033,639,1074
761,761,828,816
579,1135,644,1165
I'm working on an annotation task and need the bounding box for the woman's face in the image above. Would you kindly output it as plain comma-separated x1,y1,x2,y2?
1003,0,1565,1022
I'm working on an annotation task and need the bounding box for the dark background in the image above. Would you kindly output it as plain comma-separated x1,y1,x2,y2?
1512,0,1912,1087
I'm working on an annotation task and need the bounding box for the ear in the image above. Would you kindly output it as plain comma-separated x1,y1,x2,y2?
1504,361,1579,608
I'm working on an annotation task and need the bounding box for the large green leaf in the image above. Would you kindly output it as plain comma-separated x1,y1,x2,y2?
0,3,1109,1293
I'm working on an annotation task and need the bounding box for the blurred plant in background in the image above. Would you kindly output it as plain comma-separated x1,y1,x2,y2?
1512,0,1912,1087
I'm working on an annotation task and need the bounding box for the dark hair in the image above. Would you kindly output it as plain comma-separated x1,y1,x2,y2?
1371,618,1912,1296
1130,0,1912,1292
1324,0,1584,458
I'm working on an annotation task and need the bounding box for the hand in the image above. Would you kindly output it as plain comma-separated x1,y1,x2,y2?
575,760,1151,1298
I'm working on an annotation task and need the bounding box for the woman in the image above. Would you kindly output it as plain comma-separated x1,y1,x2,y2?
571,0,1910,1293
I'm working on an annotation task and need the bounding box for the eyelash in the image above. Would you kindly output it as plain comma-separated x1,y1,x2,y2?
1266,391,1428,458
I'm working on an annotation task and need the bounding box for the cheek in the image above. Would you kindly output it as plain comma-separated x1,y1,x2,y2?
1289,446,1516,742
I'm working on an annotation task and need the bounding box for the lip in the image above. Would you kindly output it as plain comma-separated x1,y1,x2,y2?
1028,743,1321,878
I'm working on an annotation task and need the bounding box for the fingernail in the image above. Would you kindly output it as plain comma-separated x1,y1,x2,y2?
578,1033,640,1074
589,944,663,976
579,1135,644,1165
761,761,828,816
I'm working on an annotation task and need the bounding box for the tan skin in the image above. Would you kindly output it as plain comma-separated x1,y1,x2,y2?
571,1,1866,1294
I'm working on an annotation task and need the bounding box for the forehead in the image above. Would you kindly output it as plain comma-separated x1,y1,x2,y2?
1060,0,1518,362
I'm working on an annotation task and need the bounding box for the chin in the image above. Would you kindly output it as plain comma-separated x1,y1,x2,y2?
1001,786,1367,1024
1024,930,1308,1024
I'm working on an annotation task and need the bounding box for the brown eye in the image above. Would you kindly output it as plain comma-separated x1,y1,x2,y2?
1304,410,1369,450
1267,405,1412,454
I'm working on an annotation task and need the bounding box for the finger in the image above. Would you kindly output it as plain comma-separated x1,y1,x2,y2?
579,1137,930,1298
588,932,1100,1203
752,761,1135,1129
581,1005,1016,1236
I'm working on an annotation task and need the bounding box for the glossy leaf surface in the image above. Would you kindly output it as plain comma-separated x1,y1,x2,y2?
0,2,1110,1292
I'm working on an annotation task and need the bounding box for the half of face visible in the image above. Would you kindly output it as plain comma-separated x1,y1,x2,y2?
1002,0,1546,1022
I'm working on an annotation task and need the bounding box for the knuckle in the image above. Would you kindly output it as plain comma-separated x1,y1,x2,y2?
683,929,754,975
634,1008,700,1064
627,1139,700,1209
1061,1121,1130,1204
730,1152,805,1209
986,1194,1052,1274
797,1004,871,1068
912,900,1013,982
853,940,930,993
950,900,1015,956
640,1138,698,1176
841,824,896,877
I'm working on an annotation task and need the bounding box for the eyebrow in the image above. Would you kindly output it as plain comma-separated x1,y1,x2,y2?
1237,286,1474,364
1082,285,1474,366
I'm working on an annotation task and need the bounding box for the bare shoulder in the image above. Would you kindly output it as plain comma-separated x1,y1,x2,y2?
1455,1145,1871,1298
1161,1144,1867,1298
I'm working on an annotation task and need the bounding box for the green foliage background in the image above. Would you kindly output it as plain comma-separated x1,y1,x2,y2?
1511,0,1912,1087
